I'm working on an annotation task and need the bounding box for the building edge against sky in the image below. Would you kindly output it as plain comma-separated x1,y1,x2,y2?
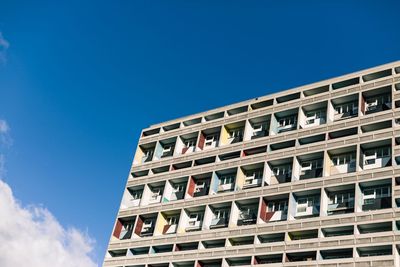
104,60,400,267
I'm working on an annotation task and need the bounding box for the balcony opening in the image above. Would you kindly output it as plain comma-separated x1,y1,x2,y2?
297,152,324,180
156,137,176,159
328,127,358,140
328,146,356,176
194,156,216,166
361,120,392,133
175,242,198,251
250,99,273,110
288,229,318,240
258,233,285,243
332,77,359,90
201,239,225,249
197,259,223,267
243,145,267,157
177,132,198,155
272,108,298,134
148,264,169,267
362,69,392,82
183,206,205,232
219,151,241,161
227,105,248,116
135,214,157,237
357,245,392,257
293,190,320,219
228,236,254,246
269,139,296,151
188,173,211,198
173,262,196,267
137,142,156,163
131,169,149,178
221,121,245,145
303,85,329,97
172,261,195,267
276,92,300,103
260,194,289,223
130,247,149,255
150,244,173,254
360,179,392,211
166,177,187,201
362,86,392,115
121,185,144,209
247,115,270,140
267,158,293,185
358,221,392,234
151,165,170,174
360,139,392,170
113,216,136,240
198,127,221,150
254,254,283,264
209,202,231,229
239,163,264,190
204,112,224,122
235,198,259,226
163,122,180,132
142,128,160,137
396,66,400,74
215,168,236,193
159,210,180,235
322,225,354,237
286,251,316,262
300,101,327,129
147,182,165,204
225,256,252,266
325,184,355,215
298,134,325,146
320,248,353,260
331,94,359,121
183,117,201,127
171,161,192,171
108,249,127,258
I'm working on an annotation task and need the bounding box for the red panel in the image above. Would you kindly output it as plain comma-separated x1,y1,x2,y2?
197,133,205,150
361,97,365,115
162,224,170,234
260,199,267,222
182,147,189,154
264,211,275,222
187,177,196,197
253,257,259,265
134,217,143,236
113,219,123,238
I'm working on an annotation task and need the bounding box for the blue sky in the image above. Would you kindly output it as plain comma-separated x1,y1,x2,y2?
0,0,399,264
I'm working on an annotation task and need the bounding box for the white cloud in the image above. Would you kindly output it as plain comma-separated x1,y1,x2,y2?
0,32,9,64
0,119,99,267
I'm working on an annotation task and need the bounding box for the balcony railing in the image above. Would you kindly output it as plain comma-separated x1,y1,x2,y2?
277,123,296,133
330,161,356,175
237,212,257,226
362,197,391,211
300,167,323,180
209,218,229,229
185,220,202,232
218,183,234,192
251,130,268,139
365,101,391,115
243,178,262,189
193,185,209,197
334,109,358,120
273,173,291,183
327,201,354,214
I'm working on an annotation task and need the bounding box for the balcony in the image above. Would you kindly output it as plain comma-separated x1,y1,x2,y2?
277,123,296,133
242,176,262,189
363,155,391,170
185,210,204,232
296,205,320,217
148,190,163,204
334,107,358,120
237,207,258,226
330,160,356,175
160,145,174,158
362,197,391,211
194,184,209,197
140,221,155,237
251,129,268,139
185,219,202,232
363,87,392,115
300,167,323,180
274,172,291,183
209,217,229,229
328,201,354,214
262,196,288,223
302,103,327,129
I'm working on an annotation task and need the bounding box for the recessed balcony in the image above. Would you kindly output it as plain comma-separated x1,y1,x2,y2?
236,199,258,226
301,101,327,129
188,174,211,198
147,183,164,204
247,115,270,140
362,86,392,115
361,180,392,211
215,169,236,193
137,214,157,237
328,147,356,175
361,140,391,170
326,184,355,215
184,207,204,232
268,158,293,185
160,211,180,235
294,190,320,218
221,121,245,145
113,216,136,240
198,127,221,150
272,108,298,134
332,94,359,121
209,203,231,229
260,194,289,223
240,163,263,189
298,152,323,180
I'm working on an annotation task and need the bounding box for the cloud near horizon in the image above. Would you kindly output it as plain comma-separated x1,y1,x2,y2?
0,119,99,267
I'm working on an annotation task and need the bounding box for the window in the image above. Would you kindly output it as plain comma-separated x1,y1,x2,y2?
214,209,229,219
301,160,322,170
363,186,391,204
335,102,357,115
173,184,184,192
184,139,196,148
267,201,287,212
229,128,243,138
219,174,235,185
278,116,296,127
205,134,218,147
189,213,202,225
195,181,206,192
272,165,292,175
130,190,142,200
167,216,178,225
306,110,326,124
331,153,355,166
329,192,354,204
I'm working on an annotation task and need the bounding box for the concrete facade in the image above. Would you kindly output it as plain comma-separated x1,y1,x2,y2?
104,61,400,267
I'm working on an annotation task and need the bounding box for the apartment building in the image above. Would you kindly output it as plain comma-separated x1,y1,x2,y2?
104,61,400,267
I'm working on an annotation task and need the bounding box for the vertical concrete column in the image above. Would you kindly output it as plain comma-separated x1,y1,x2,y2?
177,208,187,234
243,119,252,141
320,187,329,217
323,150,330,177
203,205,213,230
287,192,297,220
354,182,363,213
140,184,152,206
229,201,239,228
163,180,173,203
292,156,301,182
327,99,335,123
298,106,306,129
264,161,272,186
